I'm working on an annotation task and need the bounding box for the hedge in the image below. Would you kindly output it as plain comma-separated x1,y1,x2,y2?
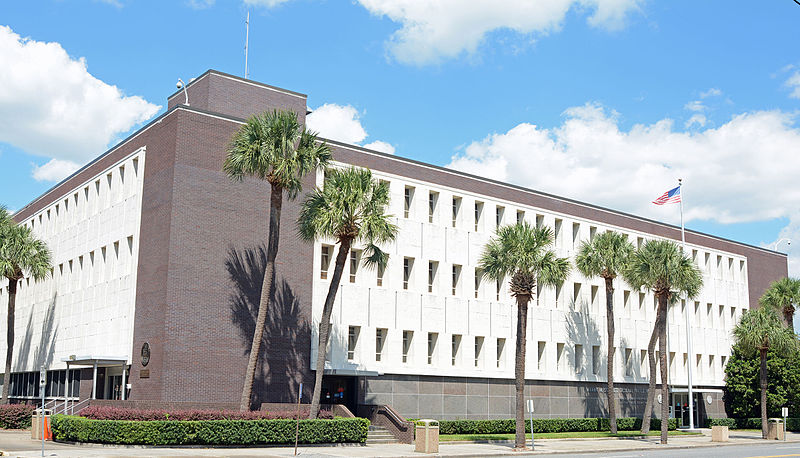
0,404,36,429
425,417,676,435
49,415,369,445
707,417,800,431
79,406,333,421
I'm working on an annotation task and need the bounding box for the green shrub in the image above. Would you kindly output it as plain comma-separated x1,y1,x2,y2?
0,404,36,429
435,417,675,435
49,415,369,445
706,418,736,428
707,417,800,431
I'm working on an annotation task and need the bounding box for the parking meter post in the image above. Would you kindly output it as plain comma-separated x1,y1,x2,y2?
40,366,46,457
527,399,534,450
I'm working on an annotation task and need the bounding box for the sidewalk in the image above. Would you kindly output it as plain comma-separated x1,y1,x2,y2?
2,429,798,457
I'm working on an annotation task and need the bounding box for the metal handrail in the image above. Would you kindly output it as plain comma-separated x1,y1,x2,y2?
69,398,91,415
379,404,409,429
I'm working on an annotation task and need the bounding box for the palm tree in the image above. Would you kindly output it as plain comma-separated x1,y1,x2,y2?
575,231,634,435
1,209,52,403
224,110,331,411
479,222,570,450
760,277,800,330
298,167,398,419
623,239,702,443
733,306,798,438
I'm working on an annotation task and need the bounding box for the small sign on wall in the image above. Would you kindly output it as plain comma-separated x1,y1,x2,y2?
139,369,150,379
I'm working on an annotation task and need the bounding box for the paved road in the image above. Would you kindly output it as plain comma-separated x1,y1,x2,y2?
567,442,800,457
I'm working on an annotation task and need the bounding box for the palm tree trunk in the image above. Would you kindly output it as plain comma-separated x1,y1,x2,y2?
514,294,530,450
605,277,617,434
239,184,283,411
309,238,352,419
640,300,665,435
784,307,794,331
658,292,669,444
760,347,768,439
2,277,17,404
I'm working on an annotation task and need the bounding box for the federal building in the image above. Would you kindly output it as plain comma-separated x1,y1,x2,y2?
0,70,787,428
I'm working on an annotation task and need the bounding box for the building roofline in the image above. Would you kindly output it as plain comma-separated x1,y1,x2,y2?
166,69,307,101
14,104,788,260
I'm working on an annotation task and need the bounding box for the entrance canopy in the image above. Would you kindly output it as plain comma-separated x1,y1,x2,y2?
60,355,128,400
670,387,723,394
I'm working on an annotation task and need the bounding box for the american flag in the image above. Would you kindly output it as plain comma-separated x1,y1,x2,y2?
652,185,681,205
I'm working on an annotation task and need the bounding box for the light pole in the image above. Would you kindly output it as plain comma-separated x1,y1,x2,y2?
176,79,190,106
773,238,791,252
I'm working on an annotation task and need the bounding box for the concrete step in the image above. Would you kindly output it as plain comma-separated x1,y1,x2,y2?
366,426,400,444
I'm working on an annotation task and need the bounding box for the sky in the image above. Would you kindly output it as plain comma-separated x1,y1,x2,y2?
1,1,799,329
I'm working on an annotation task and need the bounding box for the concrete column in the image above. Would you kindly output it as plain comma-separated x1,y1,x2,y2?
64,362,70,414
92,362,98,400
121,363,127,400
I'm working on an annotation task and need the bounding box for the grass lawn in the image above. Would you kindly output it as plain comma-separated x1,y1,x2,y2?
440,430,703,441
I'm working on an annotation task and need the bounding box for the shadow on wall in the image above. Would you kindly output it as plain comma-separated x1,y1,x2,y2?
15,293,58,372
226,244,311,407
565,308,606,418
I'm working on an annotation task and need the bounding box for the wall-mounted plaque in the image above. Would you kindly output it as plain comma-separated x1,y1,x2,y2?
141,342,151,367
139,369,150,379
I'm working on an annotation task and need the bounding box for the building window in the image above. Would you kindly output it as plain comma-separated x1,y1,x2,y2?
555,284,562,308
589,226,597,241
517,210,525,224
574,344,583,373
719,305,725,327
537,342,546,370
496,338,505,369
474,201,483,231
625,348,633,376
428,261,438,293
496,206,505,227
572,222,581,249
592,345,600,375
573,283,581,308
403,257,414,290
641,350,648,378
320,245,331,280
349,249,360,283
696,354,703,379
427,332,438,365
404,186,414,218
377,264,384,287
623,290,631,315
451,334,462,366
556,343,565,373
496,278,502,301
535,214,544,228
376,328,387,362
637,236,643,250
474,336,484,368
452,264,462,295
428,191,438,223
474,268,481,299
591,285,599,312
452,196,461,228
639,292,646,312
347,326,360,361
554,218,563,247
402,330,413,363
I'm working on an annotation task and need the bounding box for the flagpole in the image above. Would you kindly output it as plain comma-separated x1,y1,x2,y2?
679,178,695,430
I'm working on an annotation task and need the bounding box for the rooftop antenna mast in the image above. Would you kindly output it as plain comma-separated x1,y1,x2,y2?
244,11,250,79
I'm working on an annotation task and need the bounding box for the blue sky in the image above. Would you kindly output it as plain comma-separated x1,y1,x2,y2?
1,1,800,298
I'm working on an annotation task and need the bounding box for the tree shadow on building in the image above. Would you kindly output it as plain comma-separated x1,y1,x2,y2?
226,244,311,407
14,293,58,372
565,307,606,418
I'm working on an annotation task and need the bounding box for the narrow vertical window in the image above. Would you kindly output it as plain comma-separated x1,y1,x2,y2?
592,346,600,375
375,328,386,362
474,336,484,368
427,261,437,293
402,331,413,363
404,186,414,218
474,268,481,299
451,334,461,366
320,246,331,280
554,219,563,248
517,210,525,224
572,222,581,249
428,191,438,223
535,214,544,228
403,257,414,290
349,250,360,283
452,196,461,228
474,201,483,231
591,285,599,311
452,264,462,295
377,264,384,287
496,338,505,368
347,326,360,360
427,332,437,365
556,343,565,373
625,348,633,376
589,226,597,241
573,283,581,307
574,344,583,373
496,206,504,227
496,278,502,301
637,237,644,250
641,350,648,378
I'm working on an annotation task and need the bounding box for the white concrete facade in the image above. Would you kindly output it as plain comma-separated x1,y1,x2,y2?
0,149,145,378
311,162,749,390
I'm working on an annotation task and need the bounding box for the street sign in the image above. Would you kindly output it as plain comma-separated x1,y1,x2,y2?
527,399,534,413
782,407,789,417
39,368,46,387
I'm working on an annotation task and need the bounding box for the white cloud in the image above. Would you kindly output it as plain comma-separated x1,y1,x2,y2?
187,0,215,8
356,0,642,64
684,100,705,112
243,0,292,6
446,103,800,227
307,104,368,144
0,26,160,181
32,159,81,183
306,103,396,154
684,113,706,129
786,71,800,99
363,140,396,155
700,88,722,98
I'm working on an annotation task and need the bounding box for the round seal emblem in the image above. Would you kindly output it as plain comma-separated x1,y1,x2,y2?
141,342,151,367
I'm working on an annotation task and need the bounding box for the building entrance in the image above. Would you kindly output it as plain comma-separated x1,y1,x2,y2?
672,393,703,428
321,376,358,415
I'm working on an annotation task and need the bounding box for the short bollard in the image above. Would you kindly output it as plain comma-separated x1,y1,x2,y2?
415,419,439,453
711,425,729,442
